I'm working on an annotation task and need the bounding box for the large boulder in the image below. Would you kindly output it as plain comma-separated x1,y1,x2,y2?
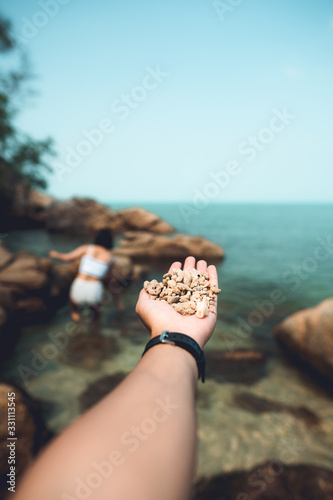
1,189,175,235
114,231,224,260
0,184,54,230
0,382,50,497
114,207,173,234
0,250,72,361
11,194,174,236
0,252,50,291
0,244,13,270
44,197,116,235
274,298,333,381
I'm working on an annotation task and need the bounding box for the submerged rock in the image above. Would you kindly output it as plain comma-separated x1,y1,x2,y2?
232,391,320,427
59,333,119,369
205,349,267,384
193,462,333,500
274,298,333,382
0,382,50,497
115,231,224,260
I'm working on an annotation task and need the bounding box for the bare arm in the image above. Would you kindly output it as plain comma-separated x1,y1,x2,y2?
48,245,88,262
15,256,218,500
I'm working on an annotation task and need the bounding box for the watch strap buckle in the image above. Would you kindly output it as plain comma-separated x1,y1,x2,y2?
160,331,176,345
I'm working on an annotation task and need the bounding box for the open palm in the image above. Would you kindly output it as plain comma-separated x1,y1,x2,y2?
136,256,219,349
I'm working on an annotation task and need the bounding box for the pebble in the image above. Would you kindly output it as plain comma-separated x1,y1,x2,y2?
143,268,221,318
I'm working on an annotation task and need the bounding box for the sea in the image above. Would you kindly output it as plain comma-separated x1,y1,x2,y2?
2,203,333,477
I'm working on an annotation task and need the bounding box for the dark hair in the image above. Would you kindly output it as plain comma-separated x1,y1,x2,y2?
94,228,113,249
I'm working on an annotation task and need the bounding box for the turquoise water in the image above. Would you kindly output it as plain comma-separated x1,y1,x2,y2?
117,202,333,315
2,203,333,477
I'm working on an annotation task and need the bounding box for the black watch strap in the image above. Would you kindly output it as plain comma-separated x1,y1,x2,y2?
142,331,206,383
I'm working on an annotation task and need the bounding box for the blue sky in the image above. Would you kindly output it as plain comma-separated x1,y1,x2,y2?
3,0,333,203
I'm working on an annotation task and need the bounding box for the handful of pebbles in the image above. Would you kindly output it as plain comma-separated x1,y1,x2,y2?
144,268,220,318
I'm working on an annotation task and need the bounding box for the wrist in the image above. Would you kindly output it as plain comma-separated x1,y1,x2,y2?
139,343,198,389
151,329,205,350
145,330,205,382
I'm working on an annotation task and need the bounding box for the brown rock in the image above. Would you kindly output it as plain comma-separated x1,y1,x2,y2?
59,334,119,369
205,349,267,384
193,462,333,500
22,189,54,223
232,391,320,427
115,207,173,233
0,253,49,290
274,298,333,381
51,260,79,294
44,198,173,236
0,285,14,310
0,382,50,497
15,296,48,314
0,287,18,363
115,231,224,260
28,189,54,210
110,255,135,283
0,305,8,328
0,243,13,270
45,197,114,235
3,187,174,235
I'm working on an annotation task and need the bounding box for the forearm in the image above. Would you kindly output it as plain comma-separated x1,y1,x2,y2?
50,251,68,261
16,345,198,500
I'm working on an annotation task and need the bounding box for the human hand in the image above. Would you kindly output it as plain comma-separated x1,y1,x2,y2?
48,250,59,259
135,256,219,349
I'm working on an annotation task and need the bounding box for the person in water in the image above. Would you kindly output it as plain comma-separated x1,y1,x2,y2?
49,228,124,322
14,256,218,500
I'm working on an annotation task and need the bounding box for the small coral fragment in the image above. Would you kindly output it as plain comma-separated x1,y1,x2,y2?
196,299,209,319
143,267,220,318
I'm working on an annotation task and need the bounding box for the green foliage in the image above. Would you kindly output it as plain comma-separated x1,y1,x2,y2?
0,14,54,208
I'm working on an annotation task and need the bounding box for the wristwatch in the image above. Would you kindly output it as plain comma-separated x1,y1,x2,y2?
142,331,206,382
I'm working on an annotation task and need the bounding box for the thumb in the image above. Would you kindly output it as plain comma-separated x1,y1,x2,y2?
136,288,150,313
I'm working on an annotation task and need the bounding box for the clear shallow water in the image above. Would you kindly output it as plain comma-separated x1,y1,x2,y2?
2,203,333,477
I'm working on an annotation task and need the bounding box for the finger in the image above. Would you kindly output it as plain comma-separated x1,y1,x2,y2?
168,261,182,274
184,256,196,270
207,265,218,287
197,260,207,273
207,265,219,315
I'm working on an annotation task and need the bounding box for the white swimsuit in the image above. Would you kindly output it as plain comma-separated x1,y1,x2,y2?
78,245,111,279
69,246,112,306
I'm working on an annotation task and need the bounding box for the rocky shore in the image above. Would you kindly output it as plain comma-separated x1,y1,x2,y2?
0,189,224,362
1,188,332,498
